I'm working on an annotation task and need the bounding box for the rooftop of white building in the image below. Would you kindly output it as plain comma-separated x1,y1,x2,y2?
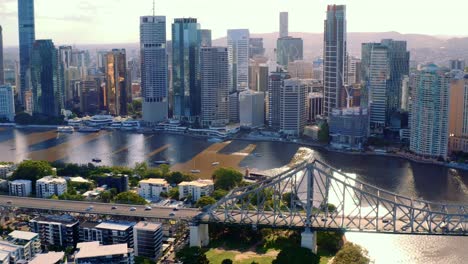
8,231,38,241
178,179,214,187
95,221,135,231
139,178,169,185
36,176,66,184
75,242,130,259
134,221,162,231
29,252,64,264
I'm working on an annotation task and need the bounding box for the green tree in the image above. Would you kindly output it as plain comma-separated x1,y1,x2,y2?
222,259,233,264
144,168,163,179
11,160,54,191
212,167,243,190
195,196,216,208
272,247,320,264
168,187,180,200
114,191,147,205
332,242,370,264
165,171,193,185
176,247,209,264
133,162,148,177
135,256,156,264
100,191,113,203
159,164,170,177
212,189,228,200
14,112,33,125
318,122,330,143
317,231,343,254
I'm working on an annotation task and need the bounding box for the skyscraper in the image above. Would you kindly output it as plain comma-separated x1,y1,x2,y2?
227,29,250,92
140,15,168,125
0,85,15,121
200,47,229,127
361,39,409,131
172,18,201,121
58,46,72,107
361,43,388,130
276,37,303,68
448,76,468,153
18,0,36,105
0,25,4,85
449,59,465,71
268,71,290,129
31,40,61,117
249,38,265,58
105,49,128,116
279,12,288,38
199,29,212,47
280,79,307,136
323,5,347,117
409,65,450,158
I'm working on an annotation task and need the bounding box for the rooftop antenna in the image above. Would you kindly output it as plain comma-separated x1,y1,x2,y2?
152,0,155,16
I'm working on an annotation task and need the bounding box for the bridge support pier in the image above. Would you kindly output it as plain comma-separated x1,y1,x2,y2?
301,228,317,254
189,223,209,247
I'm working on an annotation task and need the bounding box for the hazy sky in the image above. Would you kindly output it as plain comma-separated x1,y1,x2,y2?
1,0,467,47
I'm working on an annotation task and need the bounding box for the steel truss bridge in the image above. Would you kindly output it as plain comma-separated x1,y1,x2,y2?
196,159,468,236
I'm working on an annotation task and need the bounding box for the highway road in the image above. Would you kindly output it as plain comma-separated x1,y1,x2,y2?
0,195,200,220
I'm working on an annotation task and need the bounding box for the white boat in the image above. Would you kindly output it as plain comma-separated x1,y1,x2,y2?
208,137,223,143
153,160,171,165
122,120,140,131
212,162,220,166
87,115,114,127
77,126,100,133
57,126,74,133
190,169,201,174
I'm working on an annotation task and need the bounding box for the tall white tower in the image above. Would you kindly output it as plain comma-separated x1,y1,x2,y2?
227,29,250,93
280,12,288,38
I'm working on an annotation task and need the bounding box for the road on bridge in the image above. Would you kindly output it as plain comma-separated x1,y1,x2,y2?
0,195,200,220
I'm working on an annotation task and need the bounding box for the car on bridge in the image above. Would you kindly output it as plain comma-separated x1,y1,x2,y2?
130,207,136,211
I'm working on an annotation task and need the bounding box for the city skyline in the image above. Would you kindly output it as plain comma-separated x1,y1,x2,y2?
1,0,468,47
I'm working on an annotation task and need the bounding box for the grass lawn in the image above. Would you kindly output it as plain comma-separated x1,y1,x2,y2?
206,248,278,264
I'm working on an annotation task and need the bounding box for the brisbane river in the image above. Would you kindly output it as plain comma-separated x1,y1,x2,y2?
0,127,467,263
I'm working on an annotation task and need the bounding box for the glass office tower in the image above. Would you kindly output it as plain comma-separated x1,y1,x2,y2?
18,0,36,105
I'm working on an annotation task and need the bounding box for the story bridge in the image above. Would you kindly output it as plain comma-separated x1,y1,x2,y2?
190,159,467,251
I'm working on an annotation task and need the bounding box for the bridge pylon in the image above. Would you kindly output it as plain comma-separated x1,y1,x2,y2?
189,222,209,247
301,228,317,253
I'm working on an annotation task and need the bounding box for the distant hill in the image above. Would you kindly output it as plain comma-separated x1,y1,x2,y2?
214,31,468,64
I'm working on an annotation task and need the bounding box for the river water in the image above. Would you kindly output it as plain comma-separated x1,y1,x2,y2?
0,128,466,263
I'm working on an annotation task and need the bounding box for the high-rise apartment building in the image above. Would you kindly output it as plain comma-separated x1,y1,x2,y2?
172,18,201,121
323,5,347,117
18,0,36,105
35,176,67,198
279,12,288,38
133,222,163,260
280,79,307,136
31,40,62,117
268,71,290,129
8,180,32,197
409,65,450,158
74,242,134,264
200,47,229,127
105,49,128,116
239,90,265,128
140,16,168,124
30,215,79,248
276,37,303,68
0,85,15,121
448,76,468,153
228,29,250,92
0,25,4,85
79,221,135,248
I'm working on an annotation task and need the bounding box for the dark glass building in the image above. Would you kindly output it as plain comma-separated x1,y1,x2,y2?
276,37,303,68
172,18,201,121
323,5,347,117
18,0,36,104
31,39,61,117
